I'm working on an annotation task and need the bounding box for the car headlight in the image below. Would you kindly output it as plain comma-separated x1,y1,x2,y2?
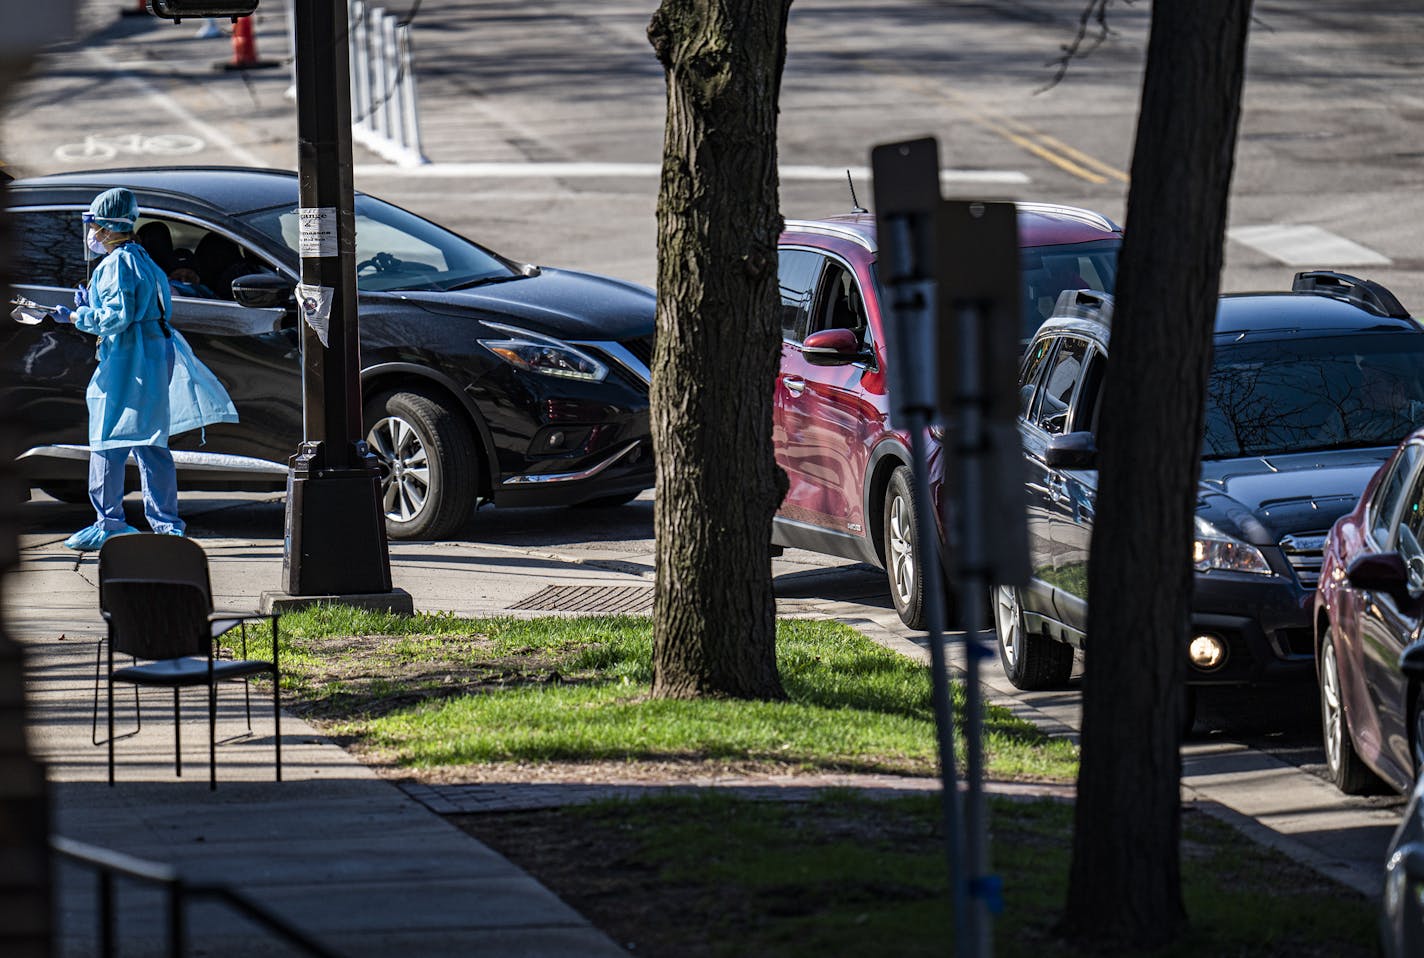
479,323,607,382
1193,517,1272,575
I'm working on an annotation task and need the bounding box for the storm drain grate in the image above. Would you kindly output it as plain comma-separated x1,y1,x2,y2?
511,584,654,614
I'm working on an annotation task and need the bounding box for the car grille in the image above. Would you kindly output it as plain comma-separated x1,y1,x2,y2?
1279,532,1328,589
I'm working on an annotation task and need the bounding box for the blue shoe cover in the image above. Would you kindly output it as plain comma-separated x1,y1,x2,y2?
64,524,139,552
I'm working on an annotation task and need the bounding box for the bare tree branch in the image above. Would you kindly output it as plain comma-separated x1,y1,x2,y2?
1040,0,1126,93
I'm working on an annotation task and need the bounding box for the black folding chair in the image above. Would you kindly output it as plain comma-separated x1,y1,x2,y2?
93,535,281,790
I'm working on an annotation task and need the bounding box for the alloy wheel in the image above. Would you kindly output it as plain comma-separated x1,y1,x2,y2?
995,585,1022,671
367,415,431,524
887,492,915,607
1321,639,1345,775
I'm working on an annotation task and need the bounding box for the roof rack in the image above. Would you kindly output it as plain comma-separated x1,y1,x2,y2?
1016,202,1121,234
1050,288,1115,323
1291,270,1409,320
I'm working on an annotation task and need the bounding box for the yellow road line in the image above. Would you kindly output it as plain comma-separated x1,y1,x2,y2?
967,113,1109,185
863,56,1130,187
993,112,1129,183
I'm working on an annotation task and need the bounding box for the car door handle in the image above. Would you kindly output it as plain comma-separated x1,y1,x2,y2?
783,376,805,397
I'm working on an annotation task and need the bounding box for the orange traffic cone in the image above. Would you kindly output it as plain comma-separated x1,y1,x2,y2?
217,15,279,71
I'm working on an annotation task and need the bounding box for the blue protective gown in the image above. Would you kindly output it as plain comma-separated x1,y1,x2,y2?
73,243,237,449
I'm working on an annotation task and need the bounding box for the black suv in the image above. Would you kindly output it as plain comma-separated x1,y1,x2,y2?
3,168,655,540
998,272,1424,719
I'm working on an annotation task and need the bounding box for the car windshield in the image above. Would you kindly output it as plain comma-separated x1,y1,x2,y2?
240,195,518,292
1020,239,1120,341
1203,332,1424,460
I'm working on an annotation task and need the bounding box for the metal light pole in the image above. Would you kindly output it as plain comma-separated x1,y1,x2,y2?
280,0,398,603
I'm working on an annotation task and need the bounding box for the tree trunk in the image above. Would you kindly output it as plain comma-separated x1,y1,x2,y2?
646,0,791,700
1058,0,1253,947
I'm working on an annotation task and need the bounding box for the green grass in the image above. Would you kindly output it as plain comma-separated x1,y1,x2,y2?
469,792,1374,958
238,605,1078,781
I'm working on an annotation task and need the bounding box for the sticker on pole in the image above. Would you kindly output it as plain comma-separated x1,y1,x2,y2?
297,206,338,258
296,283,334,348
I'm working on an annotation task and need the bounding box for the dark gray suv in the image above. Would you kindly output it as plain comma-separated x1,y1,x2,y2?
998,273,1424,724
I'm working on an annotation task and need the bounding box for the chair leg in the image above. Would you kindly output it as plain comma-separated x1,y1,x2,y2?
273,666,281,783
173,689,182,778
209,676,217,791
107,677,114,787
92,640,103,746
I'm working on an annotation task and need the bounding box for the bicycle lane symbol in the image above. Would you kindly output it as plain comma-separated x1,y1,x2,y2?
54,132,206,163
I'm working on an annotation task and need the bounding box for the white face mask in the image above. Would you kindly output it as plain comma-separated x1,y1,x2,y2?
86,227,108,256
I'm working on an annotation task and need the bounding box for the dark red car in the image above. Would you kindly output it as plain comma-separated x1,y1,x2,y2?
772,205,1122,627
1315,429,1424,794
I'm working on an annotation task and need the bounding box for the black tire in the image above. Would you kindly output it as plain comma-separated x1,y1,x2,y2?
1319,626,1382,794
571,491,641,509
364,388,479,541
992,584,1073,690
37,481,90,505
883,466,927,630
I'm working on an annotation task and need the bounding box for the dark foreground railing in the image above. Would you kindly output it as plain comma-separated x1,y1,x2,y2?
51,836,342,958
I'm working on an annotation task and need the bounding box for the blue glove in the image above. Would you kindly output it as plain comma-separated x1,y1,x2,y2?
73,285,89,308
53,305,73,324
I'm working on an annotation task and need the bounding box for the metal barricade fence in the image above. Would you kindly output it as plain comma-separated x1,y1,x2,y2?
347,0,429,167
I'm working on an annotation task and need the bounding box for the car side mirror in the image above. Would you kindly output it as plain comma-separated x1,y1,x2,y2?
231,273,294,310
1045,431,1097,469
801,328,871,366
1347,552,1420,611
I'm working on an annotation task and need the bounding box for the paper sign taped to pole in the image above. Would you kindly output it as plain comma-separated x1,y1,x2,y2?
297,206,338,258
296,283,334,348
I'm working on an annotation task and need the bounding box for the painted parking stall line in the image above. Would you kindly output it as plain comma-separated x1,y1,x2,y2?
1228,224,1391,267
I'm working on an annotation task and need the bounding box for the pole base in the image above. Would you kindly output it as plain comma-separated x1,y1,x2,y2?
260,588,414,616
284,444,393,596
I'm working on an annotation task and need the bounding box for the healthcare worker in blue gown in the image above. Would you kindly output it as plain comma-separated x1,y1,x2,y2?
53,187,237,552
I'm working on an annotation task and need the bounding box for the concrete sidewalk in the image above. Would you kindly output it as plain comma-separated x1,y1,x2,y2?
13,503,661,958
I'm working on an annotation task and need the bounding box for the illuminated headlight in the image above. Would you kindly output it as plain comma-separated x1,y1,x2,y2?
479,324,608,382
1193,517,1272,575
1188,633,1228,671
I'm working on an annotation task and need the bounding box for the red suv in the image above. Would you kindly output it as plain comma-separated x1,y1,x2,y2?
772,205,1122,627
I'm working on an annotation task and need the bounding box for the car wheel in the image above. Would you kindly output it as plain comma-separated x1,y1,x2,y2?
883,466,926,630
992,584,1073,690
364,388,478,541
1319,626,1380,794
37,481,90,505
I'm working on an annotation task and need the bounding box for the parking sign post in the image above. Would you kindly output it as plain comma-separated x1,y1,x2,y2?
941,197,1028,958
871,138,968,957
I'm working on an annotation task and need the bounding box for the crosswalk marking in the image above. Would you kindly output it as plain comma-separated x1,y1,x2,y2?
1228,224,1391,267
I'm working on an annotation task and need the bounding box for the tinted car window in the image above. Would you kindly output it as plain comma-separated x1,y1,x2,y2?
778,248,822,342
10,209,87,288
1204,333,1424,459
1070,348,1106,435
1371,443,1423,545
1035,337,1090,435
1019,338,1055,418
809,262,868,340
1396,468,1424,588
241,195,515,293
1020,239,1120,339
